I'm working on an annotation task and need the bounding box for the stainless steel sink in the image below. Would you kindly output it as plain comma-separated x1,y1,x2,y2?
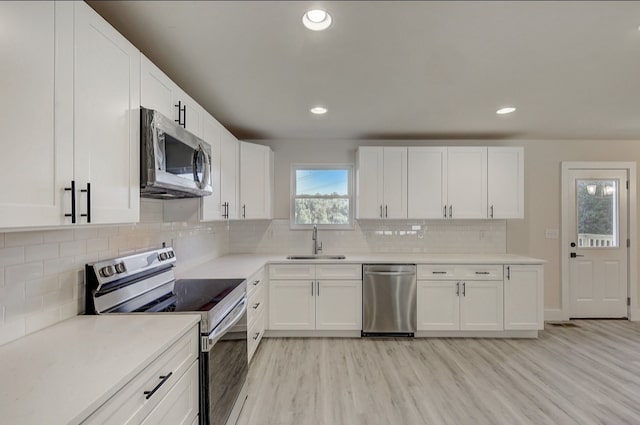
286,255,346,260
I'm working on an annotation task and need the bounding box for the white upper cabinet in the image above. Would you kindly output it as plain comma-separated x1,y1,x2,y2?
408,147,448,219
200,112,223,221
446,147,488,219
0,1,139,229
488,147,524,219
140,55,203,138
356,147,407,219
73,1,140,225
239,142,273,219
220,128,239,220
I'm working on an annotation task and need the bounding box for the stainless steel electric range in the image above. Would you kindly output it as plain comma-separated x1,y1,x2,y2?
85,247,248,425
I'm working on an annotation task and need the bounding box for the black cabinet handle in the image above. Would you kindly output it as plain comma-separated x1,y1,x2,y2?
242,204,246,218
252,302,260,309
64,180,76,224
80,182,91,223
252,280,260,286
462,282,466,296
432,271,447,275
253,332,260,340
475,271,490,275
143,372,173,400
506,266,511,280
175,101,186,128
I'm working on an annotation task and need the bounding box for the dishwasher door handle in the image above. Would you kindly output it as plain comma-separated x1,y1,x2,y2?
364,271,416,276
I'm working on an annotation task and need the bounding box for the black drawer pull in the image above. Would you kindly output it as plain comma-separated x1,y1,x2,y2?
144,372,173,400
252,302,260,309
252,280,260,286
253,332,260,340
432,271,447,274
475,271,491,275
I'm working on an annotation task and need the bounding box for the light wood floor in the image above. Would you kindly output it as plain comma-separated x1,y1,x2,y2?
236,321,640,425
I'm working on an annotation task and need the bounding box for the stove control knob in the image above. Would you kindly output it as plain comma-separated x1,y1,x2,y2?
114,263,126,274
100,265,115,278
167,251,174,258
158,252,169,261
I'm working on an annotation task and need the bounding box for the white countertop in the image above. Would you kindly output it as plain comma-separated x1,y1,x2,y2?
0,314,201,425
178,253,545,279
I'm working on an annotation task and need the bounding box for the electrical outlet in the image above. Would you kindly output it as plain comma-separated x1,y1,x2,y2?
545,229,559,239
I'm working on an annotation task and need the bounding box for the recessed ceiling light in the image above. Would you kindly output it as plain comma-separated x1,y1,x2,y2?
496,106,517,115
310,106,328,115
302,9,332,31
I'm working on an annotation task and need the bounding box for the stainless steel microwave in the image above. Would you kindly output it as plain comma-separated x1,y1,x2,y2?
140,107,212,199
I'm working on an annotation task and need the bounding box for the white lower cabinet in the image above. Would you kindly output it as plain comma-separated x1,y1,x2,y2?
417,265,504,331
504,265,544,330
269,264,362,331
247,267,267,362
82,326,199,425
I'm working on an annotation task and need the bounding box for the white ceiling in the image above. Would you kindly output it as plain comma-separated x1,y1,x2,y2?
88,1,640,141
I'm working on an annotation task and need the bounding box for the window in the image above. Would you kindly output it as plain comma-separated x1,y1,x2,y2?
291,164,353,229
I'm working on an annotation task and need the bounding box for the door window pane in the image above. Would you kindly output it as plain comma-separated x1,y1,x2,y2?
576,179,618,248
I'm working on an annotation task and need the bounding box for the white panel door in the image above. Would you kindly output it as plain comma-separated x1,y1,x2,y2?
172,88,203,138
315,280,362,330
488,147,524,219
567,169,628,318
269,281,316,330
447,147,487,219
0,2,74,228
73,1,140,224
504,265,544,330
382,147,407,219
408,147,447,219
356,147,383,219
220,129,239,219
417,281,460,331
140,54,175,120
240,142,270,219
201,113,223,221
460,281,503,331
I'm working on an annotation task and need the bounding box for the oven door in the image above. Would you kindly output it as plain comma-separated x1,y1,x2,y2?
201,298,248,425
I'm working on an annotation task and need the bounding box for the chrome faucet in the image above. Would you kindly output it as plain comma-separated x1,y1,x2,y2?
312,225,323,255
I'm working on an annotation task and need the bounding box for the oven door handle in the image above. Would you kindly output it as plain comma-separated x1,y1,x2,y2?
206,297,247,347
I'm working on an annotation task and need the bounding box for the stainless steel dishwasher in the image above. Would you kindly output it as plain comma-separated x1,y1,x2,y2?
362,264,417,337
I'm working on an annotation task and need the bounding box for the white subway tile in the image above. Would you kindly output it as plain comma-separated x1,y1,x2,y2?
25,243,60,262
98,250,119,261
74,228,98,241
60,240,87,257
43,257,75,275
26,276,59,298
0,319,26,346
86,238,109,253
43,229,74,243
0,247,25,268
75,253,98,268
60,301,79,320
98,226,119,238
25,308,60,334
5,262,43,284
4,231,43,247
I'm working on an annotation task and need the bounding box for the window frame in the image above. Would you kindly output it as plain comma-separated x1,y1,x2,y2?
290,163,355,230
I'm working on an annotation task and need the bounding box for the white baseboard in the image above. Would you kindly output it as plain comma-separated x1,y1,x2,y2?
544,309,565,322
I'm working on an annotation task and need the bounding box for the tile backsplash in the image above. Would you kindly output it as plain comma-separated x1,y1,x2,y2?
0,200,229,346
228,219,506,255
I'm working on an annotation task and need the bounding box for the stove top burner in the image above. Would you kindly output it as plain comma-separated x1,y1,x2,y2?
173,278,245,312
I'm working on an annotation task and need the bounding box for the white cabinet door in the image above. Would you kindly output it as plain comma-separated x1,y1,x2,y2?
269,280,315,330
417,281,460,331
504,265,544,330
408,147,447,219
382,147,407,219
140,54,175,120
73,1,140,224
240,142,272,219
356,147,383,219
201,113,223,221
488,147,524,219
315,280,362,330
172,87,203,138
0,2,73,228
460,281,503,331
220,129,239,219
447,147,487,219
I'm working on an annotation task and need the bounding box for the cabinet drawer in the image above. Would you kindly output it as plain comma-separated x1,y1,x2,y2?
82,326,199,425
247,267,265,298
418,264,503,280
315,264,362,280
139,360,199,425
247,281,266,328
417,265,456,280
248,310,265,363
269,264,315,279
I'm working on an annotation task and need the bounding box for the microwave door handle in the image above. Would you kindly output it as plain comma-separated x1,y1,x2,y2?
207,298,247,346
